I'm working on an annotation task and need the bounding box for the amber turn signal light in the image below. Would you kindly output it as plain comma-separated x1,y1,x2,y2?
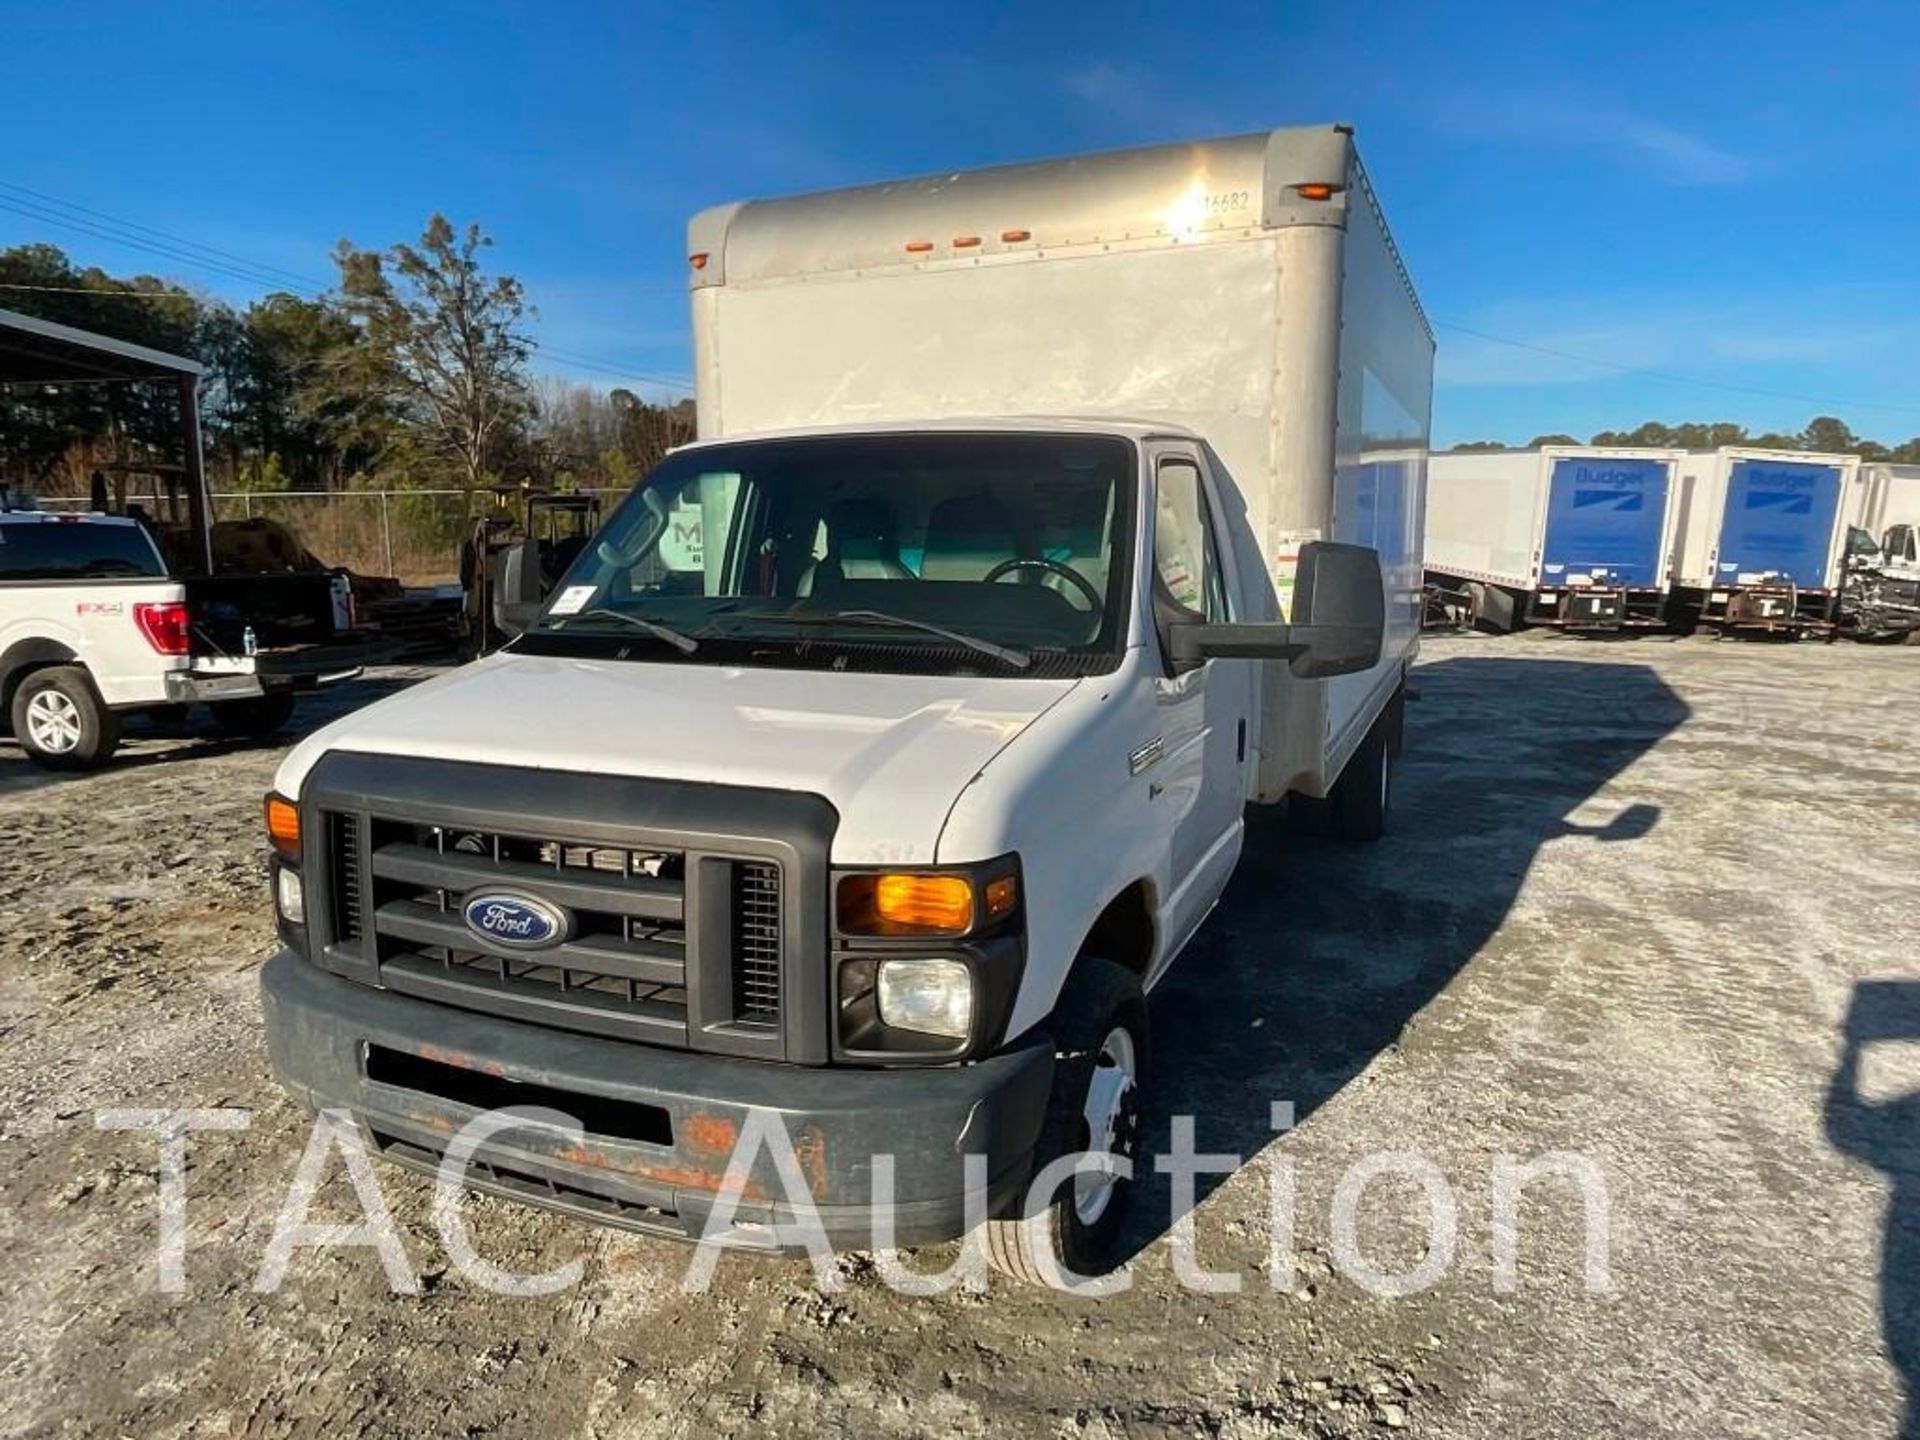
265,794,300,862
839,873,975,936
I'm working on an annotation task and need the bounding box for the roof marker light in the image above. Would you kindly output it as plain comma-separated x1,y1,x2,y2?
688,252,709,270
1293,183,1339,201
953,235,981,248
1000,229,1031,243
904,240,934,253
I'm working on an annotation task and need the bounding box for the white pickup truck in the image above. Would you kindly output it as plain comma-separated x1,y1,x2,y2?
259,125,1432,1280
1,509,363,769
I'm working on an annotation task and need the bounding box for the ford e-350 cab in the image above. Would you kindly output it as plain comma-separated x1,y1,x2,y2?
261,124,1430,1280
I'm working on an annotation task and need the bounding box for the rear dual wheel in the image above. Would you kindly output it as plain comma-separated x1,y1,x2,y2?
1293,683,1401,843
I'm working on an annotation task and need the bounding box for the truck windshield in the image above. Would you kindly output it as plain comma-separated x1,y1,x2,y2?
521,432,1135,674
0,519,167,580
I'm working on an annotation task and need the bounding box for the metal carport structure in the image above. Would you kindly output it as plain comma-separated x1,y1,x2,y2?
0,305,212,572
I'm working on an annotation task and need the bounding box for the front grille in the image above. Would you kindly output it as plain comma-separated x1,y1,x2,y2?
301,753,834,1064
329,813,362,942
732,862,782,1027
356,818,700,1045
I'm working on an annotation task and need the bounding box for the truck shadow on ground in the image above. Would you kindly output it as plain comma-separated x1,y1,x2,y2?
1122,653,1690,1268
1826,979,1920,1440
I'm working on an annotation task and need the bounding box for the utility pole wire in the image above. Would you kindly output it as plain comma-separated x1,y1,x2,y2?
0,180,694,393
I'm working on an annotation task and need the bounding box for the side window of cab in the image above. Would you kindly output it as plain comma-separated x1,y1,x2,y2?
1153,456,1229,623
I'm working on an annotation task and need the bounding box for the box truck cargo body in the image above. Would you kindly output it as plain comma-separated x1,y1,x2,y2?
1671,448,1864,634
1840,463,1920,640
688,123,1432,803
1424,447,1681,630
1858,463,1920,543
259,125,1431,1279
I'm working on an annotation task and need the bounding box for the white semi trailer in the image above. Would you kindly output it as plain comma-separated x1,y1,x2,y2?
1425,447,1683,631
1670,447,1867,636
259,125,1431,1281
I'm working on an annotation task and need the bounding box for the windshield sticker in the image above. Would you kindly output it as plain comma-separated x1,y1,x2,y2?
549,585,597,616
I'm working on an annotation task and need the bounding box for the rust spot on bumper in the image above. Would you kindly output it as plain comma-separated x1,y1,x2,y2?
410,1042,505,1078
683,1112,738,1155
792,1126,828,1200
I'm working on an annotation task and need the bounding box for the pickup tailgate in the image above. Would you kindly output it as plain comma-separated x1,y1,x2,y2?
184,572,388,685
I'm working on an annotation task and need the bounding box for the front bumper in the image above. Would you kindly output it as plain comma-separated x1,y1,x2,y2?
260,949,1054,1250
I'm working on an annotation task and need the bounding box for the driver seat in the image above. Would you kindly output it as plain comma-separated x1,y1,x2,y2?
920,495,1021,581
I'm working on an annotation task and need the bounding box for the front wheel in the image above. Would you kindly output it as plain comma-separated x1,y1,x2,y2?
986,958,1148,1286
210,691,296,737
11,666,121,770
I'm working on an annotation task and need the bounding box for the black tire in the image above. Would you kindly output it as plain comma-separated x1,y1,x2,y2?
986,958,1148,1286
11,666,121,770
1326,686,1401,843
210,691,296,737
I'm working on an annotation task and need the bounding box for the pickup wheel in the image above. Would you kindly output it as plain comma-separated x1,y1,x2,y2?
11,666,120,770
210,692,296,737
985,958,1147,1286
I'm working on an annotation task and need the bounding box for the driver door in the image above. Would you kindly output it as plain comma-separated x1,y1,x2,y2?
1148,444,1257,968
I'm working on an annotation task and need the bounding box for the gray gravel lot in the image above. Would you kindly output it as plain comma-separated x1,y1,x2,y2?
0,634,1915,1439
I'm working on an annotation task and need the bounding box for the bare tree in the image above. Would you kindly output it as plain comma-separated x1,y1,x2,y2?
320,216,532,490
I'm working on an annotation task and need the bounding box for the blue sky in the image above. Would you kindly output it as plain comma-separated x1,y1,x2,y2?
3,0,1916,446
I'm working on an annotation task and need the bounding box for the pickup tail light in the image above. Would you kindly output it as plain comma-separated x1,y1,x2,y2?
133,601,190,656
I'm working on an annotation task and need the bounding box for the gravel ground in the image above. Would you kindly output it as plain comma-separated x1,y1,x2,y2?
1,634,1916,1439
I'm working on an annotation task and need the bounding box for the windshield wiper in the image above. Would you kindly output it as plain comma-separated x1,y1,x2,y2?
757,608,1030,669
548,607,698,654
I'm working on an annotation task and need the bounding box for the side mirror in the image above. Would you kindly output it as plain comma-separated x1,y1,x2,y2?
1164,540,1385,679
1289,540,1387,678
492,539,543,638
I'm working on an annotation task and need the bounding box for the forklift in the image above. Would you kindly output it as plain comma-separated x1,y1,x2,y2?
459,486,603,656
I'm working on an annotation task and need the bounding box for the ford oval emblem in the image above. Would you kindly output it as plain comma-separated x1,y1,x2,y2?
462,890,571,950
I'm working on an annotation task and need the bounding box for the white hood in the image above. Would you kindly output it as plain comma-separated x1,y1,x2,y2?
276,653,1078,864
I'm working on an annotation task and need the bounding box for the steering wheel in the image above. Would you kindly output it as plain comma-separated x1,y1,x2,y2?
983,556,1102,611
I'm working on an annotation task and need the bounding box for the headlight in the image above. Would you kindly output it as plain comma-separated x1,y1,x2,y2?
275,866,306,925
876,958,974,1039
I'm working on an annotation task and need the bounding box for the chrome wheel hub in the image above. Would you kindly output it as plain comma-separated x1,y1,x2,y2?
1074,1025,1139,1225
25,690,82,754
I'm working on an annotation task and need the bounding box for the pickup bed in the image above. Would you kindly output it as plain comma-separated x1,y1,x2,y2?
1,510,373,768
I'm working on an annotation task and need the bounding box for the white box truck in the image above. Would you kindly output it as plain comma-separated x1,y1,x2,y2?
1425,447,1683,631
259,125,1431,1280
1840,462,1920,640
1670,447,1867,635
